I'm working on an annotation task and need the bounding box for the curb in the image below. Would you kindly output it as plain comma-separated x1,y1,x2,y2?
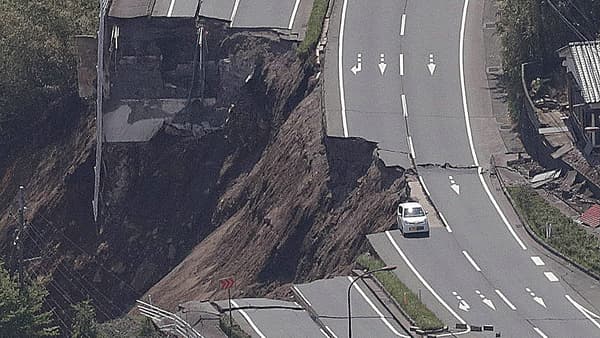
351,269,415,337
494,167,600,283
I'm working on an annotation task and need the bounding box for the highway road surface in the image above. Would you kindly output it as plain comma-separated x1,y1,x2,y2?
326,0,600,336
219,298,326,338
293,276,410,338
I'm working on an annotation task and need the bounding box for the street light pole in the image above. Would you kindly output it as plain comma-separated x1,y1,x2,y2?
347,265,396,338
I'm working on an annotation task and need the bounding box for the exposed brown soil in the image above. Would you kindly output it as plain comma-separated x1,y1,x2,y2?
0,27,408,328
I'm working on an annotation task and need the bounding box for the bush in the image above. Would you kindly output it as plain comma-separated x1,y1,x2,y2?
357,254,444,331
0,261,59,337
508,185,600,275
297,0,329,56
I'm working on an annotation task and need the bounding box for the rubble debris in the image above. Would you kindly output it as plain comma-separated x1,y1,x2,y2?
531,169,561,188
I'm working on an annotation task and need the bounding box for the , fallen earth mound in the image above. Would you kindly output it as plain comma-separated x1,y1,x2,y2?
0,28,409,324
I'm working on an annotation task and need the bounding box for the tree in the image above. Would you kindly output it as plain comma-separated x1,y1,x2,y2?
0,262,59,337
71,300,99,338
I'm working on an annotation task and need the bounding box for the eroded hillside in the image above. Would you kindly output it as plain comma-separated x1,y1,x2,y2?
0,27,409,325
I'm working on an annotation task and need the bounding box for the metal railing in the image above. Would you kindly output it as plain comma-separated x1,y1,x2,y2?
136,300,205,338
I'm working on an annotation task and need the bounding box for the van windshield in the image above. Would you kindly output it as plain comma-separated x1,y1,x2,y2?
404,207,425,217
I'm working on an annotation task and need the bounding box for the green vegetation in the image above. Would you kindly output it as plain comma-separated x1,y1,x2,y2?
357,254,444,331
508,185,600,275
497,0,600,116
0,261,59,337
297,0,329,56
97,316,164,337
219,315,251,338
0,0,97,150
72,300,99,338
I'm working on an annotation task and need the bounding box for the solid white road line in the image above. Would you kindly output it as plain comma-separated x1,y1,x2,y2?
418,175,430,196
399,54,404,76
566,295,600,329
438,212,452,232
544,271,559,282
230,300,267,338
347,276,409,337
325,325,338,338
462,250,481,272
531,256,545,266
167,0,176,17
319,328,330,337
288,0,301,29
339,0,349,137
401,94,408,118
533,327,548,338
458,0,527,251
408,136,415,159
293,285,312,306
385,231,468,325
400,14,406,36
495,289,517,310
230,0,242,24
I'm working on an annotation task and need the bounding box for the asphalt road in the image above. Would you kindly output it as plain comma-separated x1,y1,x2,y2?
219,298,326,338
326,0,600,336
293,276,409,338
325,0,410,167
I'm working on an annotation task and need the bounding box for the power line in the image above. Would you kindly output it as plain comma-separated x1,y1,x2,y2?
36,213,142,297
26,225,119,320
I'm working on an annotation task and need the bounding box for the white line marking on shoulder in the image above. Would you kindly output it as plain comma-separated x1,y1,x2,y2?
385,231,467,324
533,327,548,338
339,0,349,137
288,0,301,29
531,256,545,266
495,289,516,310
231,299,266,338
459,0,527,250
544,271,559,282
400,14,406,36
462,250,481,271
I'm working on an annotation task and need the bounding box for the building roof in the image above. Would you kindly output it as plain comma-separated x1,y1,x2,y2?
559,41,600,104
580,204,600,228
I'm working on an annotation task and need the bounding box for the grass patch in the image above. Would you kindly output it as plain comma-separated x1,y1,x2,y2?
297,0,329,56
357,254,444,331
508,185,600,275
219,315,251,338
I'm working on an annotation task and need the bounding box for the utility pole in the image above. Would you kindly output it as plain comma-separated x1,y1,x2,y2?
16,185,25,296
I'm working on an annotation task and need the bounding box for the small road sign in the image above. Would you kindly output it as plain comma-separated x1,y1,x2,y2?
219,277,235,290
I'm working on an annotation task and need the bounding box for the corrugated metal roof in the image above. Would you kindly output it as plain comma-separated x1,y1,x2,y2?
565,41,600,104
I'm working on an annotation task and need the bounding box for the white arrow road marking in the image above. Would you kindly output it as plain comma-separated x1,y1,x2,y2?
544,271,559,282
231,299,267,338
348,277,410,337
462,250,481,271
525,288,546,308
378,53,387,75
449,176,460,195
566,294,600,329
534,327,548,338
531,256,545,266
351,53,362,75
495,289,516,310
427,53,436,75
475,290,496,310
452,291,470,312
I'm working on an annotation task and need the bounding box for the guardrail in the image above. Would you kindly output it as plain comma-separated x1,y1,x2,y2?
136,300,205,338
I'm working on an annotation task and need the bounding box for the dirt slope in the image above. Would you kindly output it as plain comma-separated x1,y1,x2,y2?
0,30,409,323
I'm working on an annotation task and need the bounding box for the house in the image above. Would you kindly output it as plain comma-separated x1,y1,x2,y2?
558,41,600,154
